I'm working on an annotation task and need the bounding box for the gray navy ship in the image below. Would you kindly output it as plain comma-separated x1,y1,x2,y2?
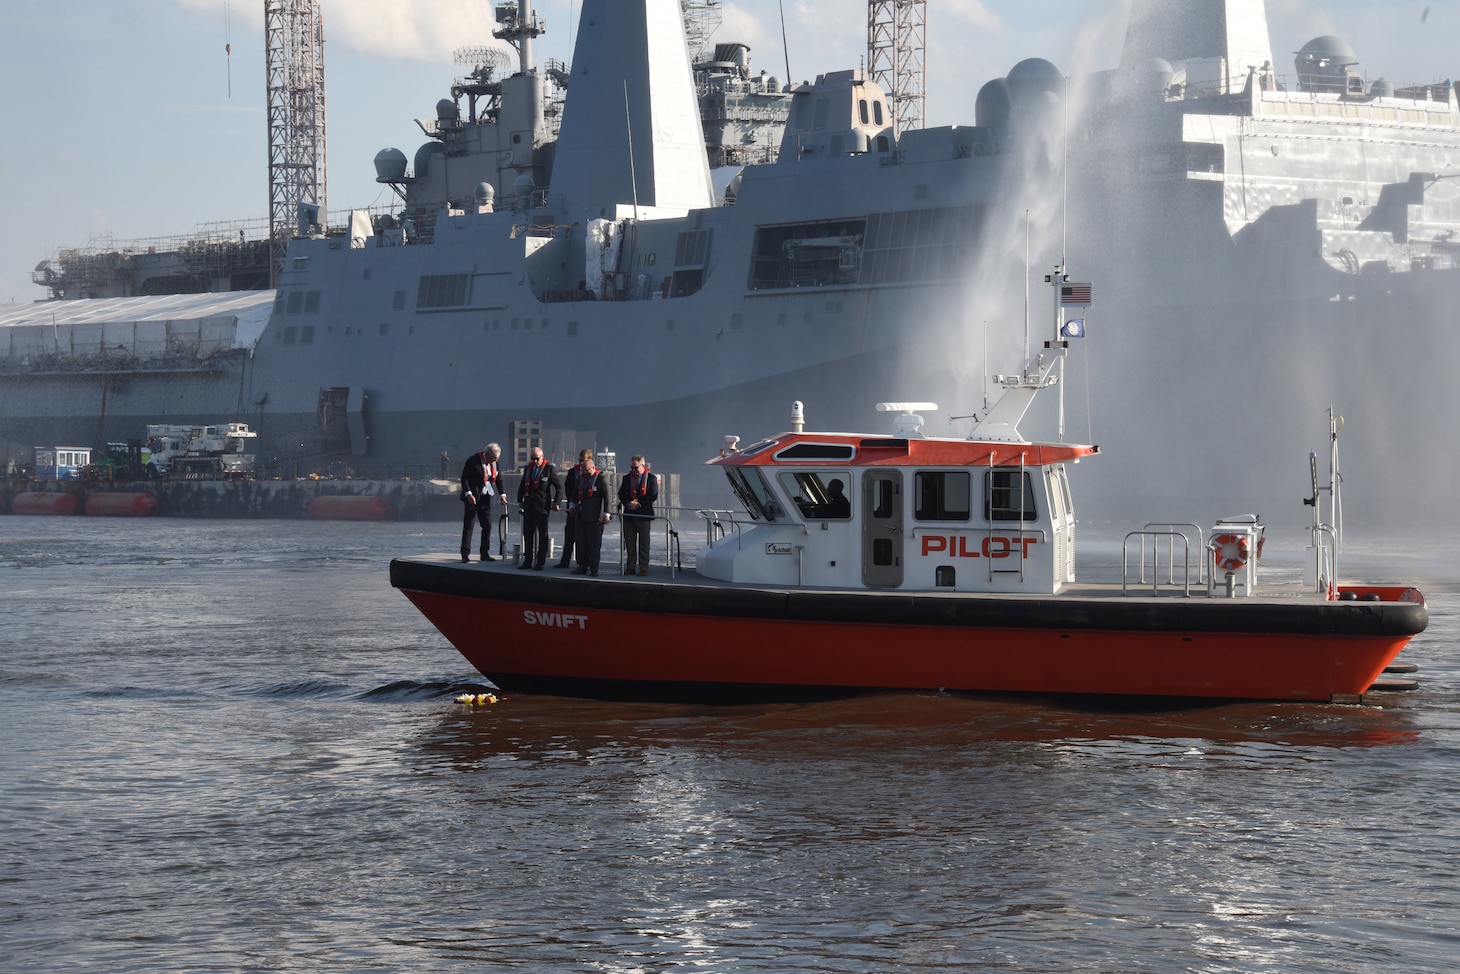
2,0,1457,521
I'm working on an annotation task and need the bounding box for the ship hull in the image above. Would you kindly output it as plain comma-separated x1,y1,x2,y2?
391,558,1425,703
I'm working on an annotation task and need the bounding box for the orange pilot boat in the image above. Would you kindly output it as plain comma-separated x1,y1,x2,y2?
391,270,1427,704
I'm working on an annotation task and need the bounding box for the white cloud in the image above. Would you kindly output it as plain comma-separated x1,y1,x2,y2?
716,2,775,53
177,0,503,63
941,0,1004,33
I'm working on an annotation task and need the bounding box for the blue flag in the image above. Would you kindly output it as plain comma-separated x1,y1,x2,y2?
1061,318,1085,338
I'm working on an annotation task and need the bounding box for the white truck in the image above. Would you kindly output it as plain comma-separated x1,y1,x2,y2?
144,422,258,480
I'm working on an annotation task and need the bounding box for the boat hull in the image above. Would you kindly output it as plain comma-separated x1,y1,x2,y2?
391,559,1426,703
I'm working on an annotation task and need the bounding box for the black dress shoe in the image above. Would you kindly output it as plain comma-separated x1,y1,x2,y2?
481,554,495,562
533,563,545,571
572,567,588,575
554,560,570,569
461,554,470,564
517,562,532,569
590,568,599,577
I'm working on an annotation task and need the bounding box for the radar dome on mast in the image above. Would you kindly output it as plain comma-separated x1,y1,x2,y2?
374,148,408,182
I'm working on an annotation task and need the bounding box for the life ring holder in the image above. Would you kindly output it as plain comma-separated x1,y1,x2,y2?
1212,533,1248,572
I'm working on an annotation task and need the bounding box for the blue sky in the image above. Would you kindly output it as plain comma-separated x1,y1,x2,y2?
0,0,1450,303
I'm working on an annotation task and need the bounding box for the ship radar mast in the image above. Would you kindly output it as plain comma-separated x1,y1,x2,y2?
493,0,544,74
265,0,327,287
867,0,926,136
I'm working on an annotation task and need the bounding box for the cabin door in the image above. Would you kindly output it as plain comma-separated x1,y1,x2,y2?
862,470,903,588
1046,464,1076,585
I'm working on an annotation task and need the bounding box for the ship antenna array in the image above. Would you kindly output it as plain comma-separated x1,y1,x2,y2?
265,0,327,287
777,0,792,88
867,0,926,136
223,0,233,97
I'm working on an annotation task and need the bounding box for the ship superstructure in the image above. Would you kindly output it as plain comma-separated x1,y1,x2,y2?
4,0,1459,520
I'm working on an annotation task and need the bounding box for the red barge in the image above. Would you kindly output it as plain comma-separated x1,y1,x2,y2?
391,275,1427,704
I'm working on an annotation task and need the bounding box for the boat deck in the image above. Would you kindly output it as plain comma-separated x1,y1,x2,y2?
398,552,1417,607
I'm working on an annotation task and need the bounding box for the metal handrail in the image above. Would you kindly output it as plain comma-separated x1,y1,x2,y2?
1313,523,1338,598
1141,522,1207,586
614,510,683,578
1122,530,1195,596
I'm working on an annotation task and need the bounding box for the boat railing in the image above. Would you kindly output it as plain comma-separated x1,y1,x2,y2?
1140,523,1208,587
694,508,808,552
697,508,749,548
614,510,685,579
1122,527,1202,596
1313,523,1339,598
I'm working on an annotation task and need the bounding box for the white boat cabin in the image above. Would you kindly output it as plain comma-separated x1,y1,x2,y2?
698,422,1098,595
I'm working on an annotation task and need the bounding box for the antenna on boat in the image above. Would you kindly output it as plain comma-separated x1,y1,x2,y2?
982,319,989,417
624,81,640,220
1305,409,1345,596
1062,75,1069,271
1023,212,1031,362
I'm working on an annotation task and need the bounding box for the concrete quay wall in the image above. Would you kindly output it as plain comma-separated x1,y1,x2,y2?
0,479,460,520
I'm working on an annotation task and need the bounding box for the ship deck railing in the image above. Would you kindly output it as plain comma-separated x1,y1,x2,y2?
1122,524,1209,596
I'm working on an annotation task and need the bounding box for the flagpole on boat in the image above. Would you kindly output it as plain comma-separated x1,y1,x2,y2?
1024,211,1030,362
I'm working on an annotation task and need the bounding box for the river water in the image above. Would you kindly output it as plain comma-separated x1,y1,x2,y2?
2,516,1457,972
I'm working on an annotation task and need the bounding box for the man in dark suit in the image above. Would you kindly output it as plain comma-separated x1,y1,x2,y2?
460,443,502,563
617,454,658,575
516,446,561,570
555,448,592,568
570,452,611,576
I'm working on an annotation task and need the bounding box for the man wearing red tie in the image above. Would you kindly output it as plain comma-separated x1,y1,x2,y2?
459,442,502,563
570,453,611,576
515,447,561,570
617,455,658,576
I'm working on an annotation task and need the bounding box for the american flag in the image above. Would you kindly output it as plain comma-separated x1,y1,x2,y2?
1060,282,1092,305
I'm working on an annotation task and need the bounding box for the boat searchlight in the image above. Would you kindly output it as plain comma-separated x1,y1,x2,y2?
876,401,938,437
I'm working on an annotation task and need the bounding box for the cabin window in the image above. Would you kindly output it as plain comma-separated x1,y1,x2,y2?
914,471,970,521
813,98,830,130
870,478,895,518
778,471,852,519
726,467,783,521
859,99,869,125
874,101,885,126
773,442,855,461
986,470,1037,522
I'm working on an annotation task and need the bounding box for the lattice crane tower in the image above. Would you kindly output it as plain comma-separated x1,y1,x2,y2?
867,0,926,136
265,0,327,286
